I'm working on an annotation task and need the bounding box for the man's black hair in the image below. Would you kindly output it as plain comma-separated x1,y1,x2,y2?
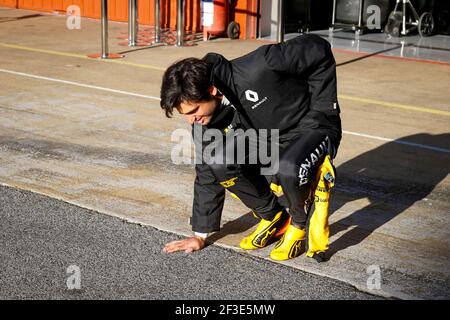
160,58,213,118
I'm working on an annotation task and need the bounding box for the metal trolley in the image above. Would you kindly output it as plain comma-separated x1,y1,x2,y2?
384,0,435,37
329,0,370,35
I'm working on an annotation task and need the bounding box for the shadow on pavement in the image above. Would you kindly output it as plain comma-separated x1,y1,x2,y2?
206,211,257,246
328,133,450,257
205,133,449,258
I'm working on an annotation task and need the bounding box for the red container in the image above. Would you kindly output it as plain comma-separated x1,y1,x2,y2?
202,0,228,40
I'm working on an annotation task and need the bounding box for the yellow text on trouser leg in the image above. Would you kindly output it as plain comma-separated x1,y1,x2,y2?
306,155,335,258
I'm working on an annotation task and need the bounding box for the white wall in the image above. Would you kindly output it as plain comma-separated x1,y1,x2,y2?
259,0,279,39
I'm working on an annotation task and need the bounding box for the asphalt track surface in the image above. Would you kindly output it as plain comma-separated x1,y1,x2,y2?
0,185,383,300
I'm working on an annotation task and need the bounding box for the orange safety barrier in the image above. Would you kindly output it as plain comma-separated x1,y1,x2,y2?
0,0,18,8
234,0,258,39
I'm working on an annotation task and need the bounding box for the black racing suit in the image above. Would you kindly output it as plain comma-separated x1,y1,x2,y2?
190,34,342,232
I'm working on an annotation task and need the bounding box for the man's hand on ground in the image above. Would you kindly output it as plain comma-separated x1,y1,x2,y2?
163,236,206,254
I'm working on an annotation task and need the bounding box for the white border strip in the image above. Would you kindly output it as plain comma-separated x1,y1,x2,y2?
0,68,161,101
1,68,448,154
343,131,450,154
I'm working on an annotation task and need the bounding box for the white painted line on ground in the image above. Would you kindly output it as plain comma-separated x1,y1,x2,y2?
1,68,449,154
343,131,450,154
0,68,161,101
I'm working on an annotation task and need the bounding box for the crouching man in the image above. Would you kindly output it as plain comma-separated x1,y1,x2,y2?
160,35,341,261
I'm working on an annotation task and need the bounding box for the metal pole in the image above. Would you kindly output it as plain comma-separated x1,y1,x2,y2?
402,0,407,35
329,0,336,33
276,0,284,43
176,0,184,47
357,0,364,28
330,0,336,30
87,0,123,59
154,0,161,43
101,0,108,58
128,0,137,46
136,0,139,35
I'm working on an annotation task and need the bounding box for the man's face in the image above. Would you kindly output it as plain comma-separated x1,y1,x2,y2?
177,98,219,126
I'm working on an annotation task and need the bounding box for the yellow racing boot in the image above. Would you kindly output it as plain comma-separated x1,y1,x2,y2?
240,209,289,250
270,224,306,261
